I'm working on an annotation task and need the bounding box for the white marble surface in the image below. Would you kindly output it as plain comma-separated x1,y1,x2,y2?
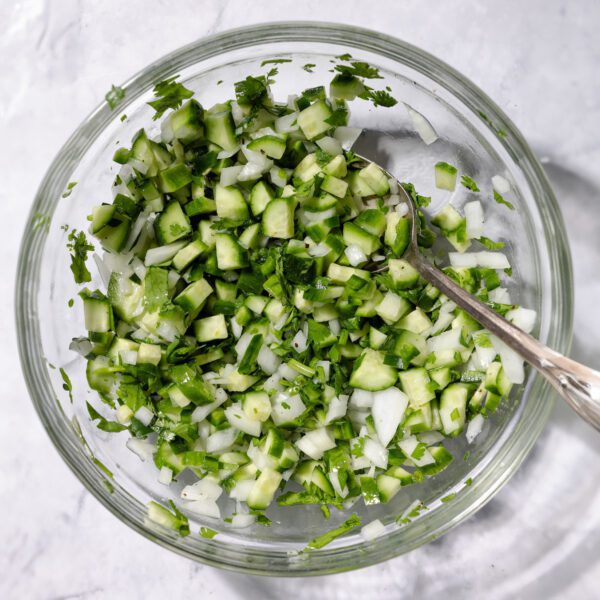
1,1,599,598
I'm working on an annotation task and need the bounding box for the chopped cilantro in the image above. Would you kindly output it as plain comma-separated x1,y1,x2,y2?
105,85,125,110
66,229,93,284
324,107,348,126
450,407,460,422
364,89,398,107
351,437,365,458
261,58,292,66
303,63,316,73
255,513,272,526
68,298,74,308
62,181,78,198
335,61,382,80
411,442,428,460
304,514,361,550
144,267,169,311
86,402,126,432
478,236,505,250
120,114,127,122
234,75,269,109
32,212,50,233
441,492,456,503
461,175,480,192
199,527,219,539
148,76,193,120
465,477,473,487
59,367,73,403
493,190,515,210
336,53,353,61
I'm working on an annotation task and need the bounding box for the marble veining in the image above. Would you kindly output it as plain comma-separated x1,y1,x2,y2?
1,1,599,598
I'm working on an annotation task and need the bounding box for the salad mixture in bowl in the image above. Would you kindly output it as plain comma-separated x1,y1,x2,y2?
17,23,572,574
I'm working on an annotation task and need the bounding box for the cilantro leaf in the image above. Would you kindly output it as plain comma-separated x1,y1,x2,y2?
86,402,127,432
304,514,361,550
493,190,515,210
105,85,125,110
461,175,480,192
351,437,365,458
363,89,398,107
59,367,73,403
260,58,292,66
303,63,316,73
66,229,93,284
335,61,382,79
411,442,428,460
336,53,353,61
324,107,348,127
62,181,77,198
234,75,269,109
478,236,505,250
32,212,51,233
148,76,193,120
199,527,218,539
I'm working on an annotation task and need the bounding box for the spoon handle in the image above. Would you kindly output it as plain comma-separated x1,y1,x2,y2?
408,250,600,431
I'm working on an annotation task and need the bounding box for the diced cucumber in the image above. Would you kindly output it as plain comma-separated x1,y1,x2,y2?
388,259,420,289
154,202,192,245
321,174,348,198
247,468,282,510
375,292,412,324
214,184,249,221
484,362,512,396
398,368,436,407
81,290,113,333
354,209,386,237
384,212,411,256
350,349,397,391
262,197,296,239
173,278,213,313
357,162,390,196
205,105,238,151
158,163,193,193
247,135,286,159
249,180,274,216
330,74,366,100
194,314,228,342
434,161,458,191
215,233,248,270
297,100,333,140
439,383,469,436
343,222,381,256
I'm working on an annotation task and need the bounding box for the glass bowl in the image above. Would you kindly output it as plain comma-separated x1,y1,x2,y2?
15,22,573,575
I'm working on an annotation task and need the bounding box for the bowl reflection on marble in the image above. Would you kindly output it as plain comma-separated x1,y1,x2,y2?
16,22,572,575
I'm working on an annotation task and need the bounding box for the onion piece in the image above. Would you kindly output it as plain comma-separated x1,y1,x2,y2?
275,111,299,133
345,244,367,267
217,147,240,159
185,499,221,519
230,514,257,529
126,438,155,462
316,136,343,156
291,330,308,353
506,307,537,334
466,414,485,443
206,428,236,453
333,126,362,150
464,200,484,239
134,405,154,426
324,395,348,424
492,174,511,194
144,241,187,266
220,165,244,186
158,466,173,486
404,103,438,145
371,387,408,446
490,334,525,384
361,519,385,541
295,428,336,460
363,438,388,469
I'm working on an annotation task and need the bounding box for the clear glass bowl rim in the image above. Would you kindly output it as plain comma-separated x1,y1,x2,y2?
15,21,574,575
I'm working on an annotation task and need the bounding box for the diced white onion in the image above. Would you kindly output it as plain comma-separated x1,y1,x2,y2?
119,350,137,365
329,319,341,336
308,242,331,257
295,428,336,460
316,136,343,156
92,253,111,288
398,435,436,467
69,338,93,356
329,471,349,499
229,479,255,502
417,431,445,446
126,438,155,462
477,251,510,269
449,253,479,268
466,413,485,443
316,360,331,381
363,438,388,469
278,363,298,381
371,387,408,446
488,287,512,304
492,174,511,194
388,178,399,194
269,166,290,188
231,101,244,126
271,393,306,425
257,345,281,375
427,328,465,353
206,427,236,453
291,330,308,353
230,514,257,529
333,126,363,150
506,307,537,334
144,241,186,266
395,202,409,216
287,94,298,110
235,332,253,359
182,478,223,502
220,165,244,186
185,499,221,519
324,395,348,424
225,404,262,437
350,389,374,409
465,201,485,239
426,312,454,337
404,103,438,145
345,244,367,267
217,147,240,159
230,316,243,339
158,466,173,486
490,334,525,384
134,405,154,426
361,519,385,541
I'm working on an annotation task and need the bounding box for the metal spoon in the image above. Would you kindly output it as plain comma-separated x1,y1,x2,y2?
355,157,600,431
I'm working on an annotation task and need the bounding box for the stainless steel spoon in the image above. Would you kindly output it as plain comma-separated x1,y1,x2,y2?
356,157,600,431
